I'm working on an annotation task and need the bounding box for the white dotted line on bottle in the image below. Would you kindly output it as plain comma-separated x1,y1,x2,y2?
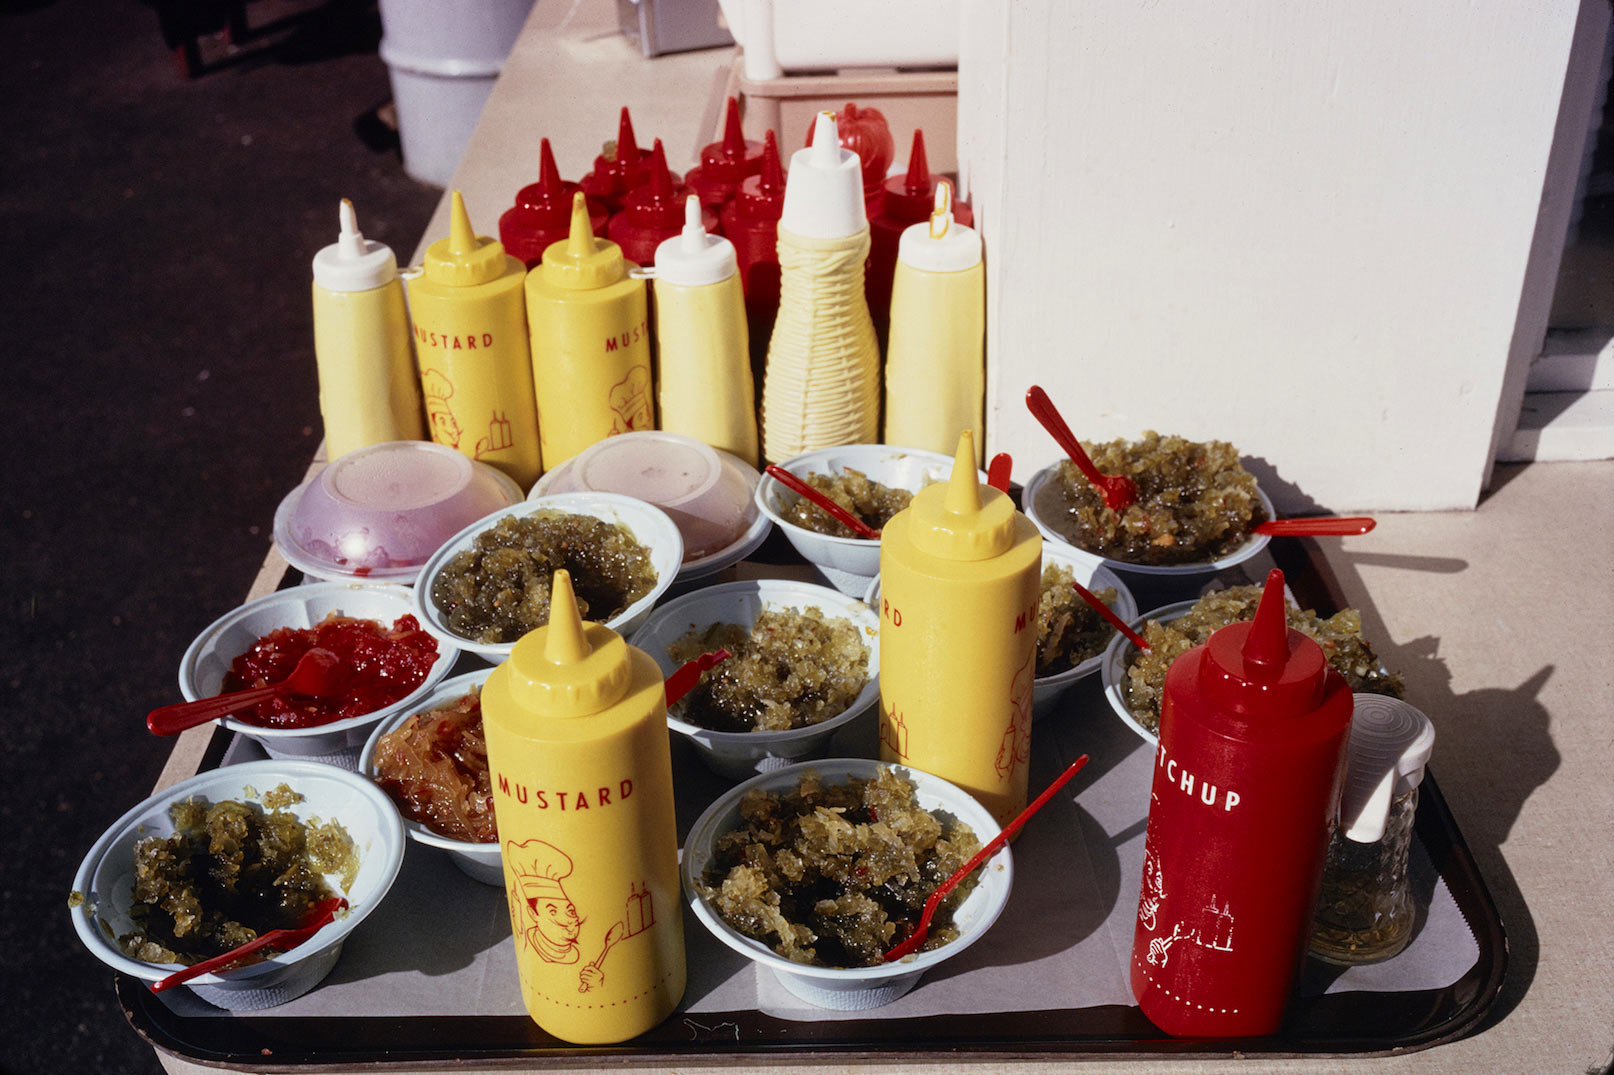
1133,953,1239,1014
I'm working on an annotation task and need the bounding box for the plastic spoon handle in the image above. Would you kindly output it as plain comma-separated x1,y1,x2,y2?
1071,581,1149,651
663,649,731,708
1025,385,1138,512
883,754,1091,962
764,465,881,540
150,897,347,994
145,648,345,736
1254,516,1377,537
987,452,1013,492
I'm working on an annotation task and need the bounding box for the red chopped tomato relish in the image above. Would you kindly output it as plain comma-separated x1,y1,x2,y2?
221,613,438,729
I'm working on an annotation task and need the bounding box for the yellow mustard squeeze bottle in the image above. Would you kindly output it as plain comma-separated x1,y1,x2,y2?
877,431,1042,825
883,181,985,463
525,192,654,468
653,194,757,464
311,198,424,459
406,191,542,489
759,110,881,463
481,570,685,1044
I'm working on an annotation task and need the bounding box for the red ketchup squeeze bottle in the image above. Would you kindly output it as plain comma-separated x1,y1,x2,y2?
499,138,610,268
683,96,764,210
867,130,972,340
607,140,718,268
580,107,677,215
1131,569,1352,1037
719,129,786,403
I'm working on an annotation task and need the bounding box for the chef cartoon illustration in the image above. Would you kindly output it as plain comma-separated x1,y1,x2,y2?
607,365,653,434
509,837,647,993
995,651,1034,781
422,368,463,450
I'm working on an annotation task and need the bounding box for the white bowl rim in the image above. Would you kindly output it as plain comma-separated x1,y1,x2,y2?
179,581,460,742
755,444,986,551
633,579,880,745
70,758,406,985
681,758,1013,983
273,460,524,584
358,668,500,855
1022,460,1274,576
409,492,684,659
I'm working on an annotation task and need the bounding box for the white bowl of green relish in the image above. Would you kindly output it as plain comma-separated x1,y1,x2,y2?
70,760,404,1010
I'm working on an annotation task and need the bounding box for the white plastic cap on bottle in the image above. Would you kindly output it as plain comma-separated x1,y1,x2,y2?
654,195,738,286
1339,695,1437,844
312,199,398,292
778,111,867,240
897,180,982,273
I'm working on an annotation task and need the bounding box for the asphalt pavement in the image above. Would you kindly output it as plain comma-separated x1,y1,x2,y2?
1,4,439,1070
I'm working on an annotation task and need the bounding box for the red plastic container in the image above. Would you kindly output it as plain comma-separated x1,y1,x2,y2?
719,129,786,401
499,138,610,268
579,106,677,215
684,96,765,210
1131,569,1353,1037
607,139,718,267
867,129,973,336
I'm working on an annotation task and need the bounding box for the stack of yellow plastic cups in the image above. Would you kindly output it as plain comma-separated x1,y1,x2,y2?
759,111,882,464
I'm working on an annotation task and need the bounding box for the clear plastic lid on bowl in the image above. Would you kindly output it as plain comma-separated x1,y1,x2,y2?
275,441,524,584
532,432,760,562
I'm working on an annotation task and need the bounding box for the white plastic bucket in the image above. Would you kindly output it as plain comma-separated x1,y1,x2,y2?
378,0,537,186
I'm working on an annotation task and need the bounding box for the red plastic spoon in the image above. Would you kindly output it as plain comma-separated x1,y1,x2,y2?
883,754,1091,962
1254,516,1376,537
146,648,345,737
765,465,882,539
150,896,348,994
987,452,1013,492
1025,385,1138,513
1071,581,1150,651
663,649,731,708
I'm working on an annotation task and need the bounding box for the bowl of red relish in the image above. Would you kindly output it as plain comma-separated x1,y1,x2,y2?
358,668,502,885
178,582,459,768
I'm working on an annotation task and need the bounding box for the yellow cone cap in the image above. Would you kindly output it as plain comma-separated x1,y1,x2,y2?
540,192,628,289
502,570,633,718
908,431,1015,561
423,190,509,287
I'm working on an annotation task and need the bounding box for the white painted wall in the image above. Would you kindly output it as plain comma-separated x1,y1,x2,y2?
960,0,1597,511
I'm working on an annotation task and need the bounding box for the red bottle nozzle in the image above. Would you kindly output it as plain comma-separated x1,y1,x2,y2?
582,107,656,212
723,100,746,154
1242,568,1291,679
1199,567,1334,717
724,130,786,228
879,128,971,225
759,129,784,193
903,129,931,195
537,138,564,197
503,138,611,268
643,139,675,208
611,139,717,264
616,106,641,166
513,139,574,211
688,99,767,208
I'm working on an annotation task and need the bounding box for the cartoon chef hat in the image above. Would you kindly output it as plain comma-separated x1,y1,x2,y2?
511,838,574,899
